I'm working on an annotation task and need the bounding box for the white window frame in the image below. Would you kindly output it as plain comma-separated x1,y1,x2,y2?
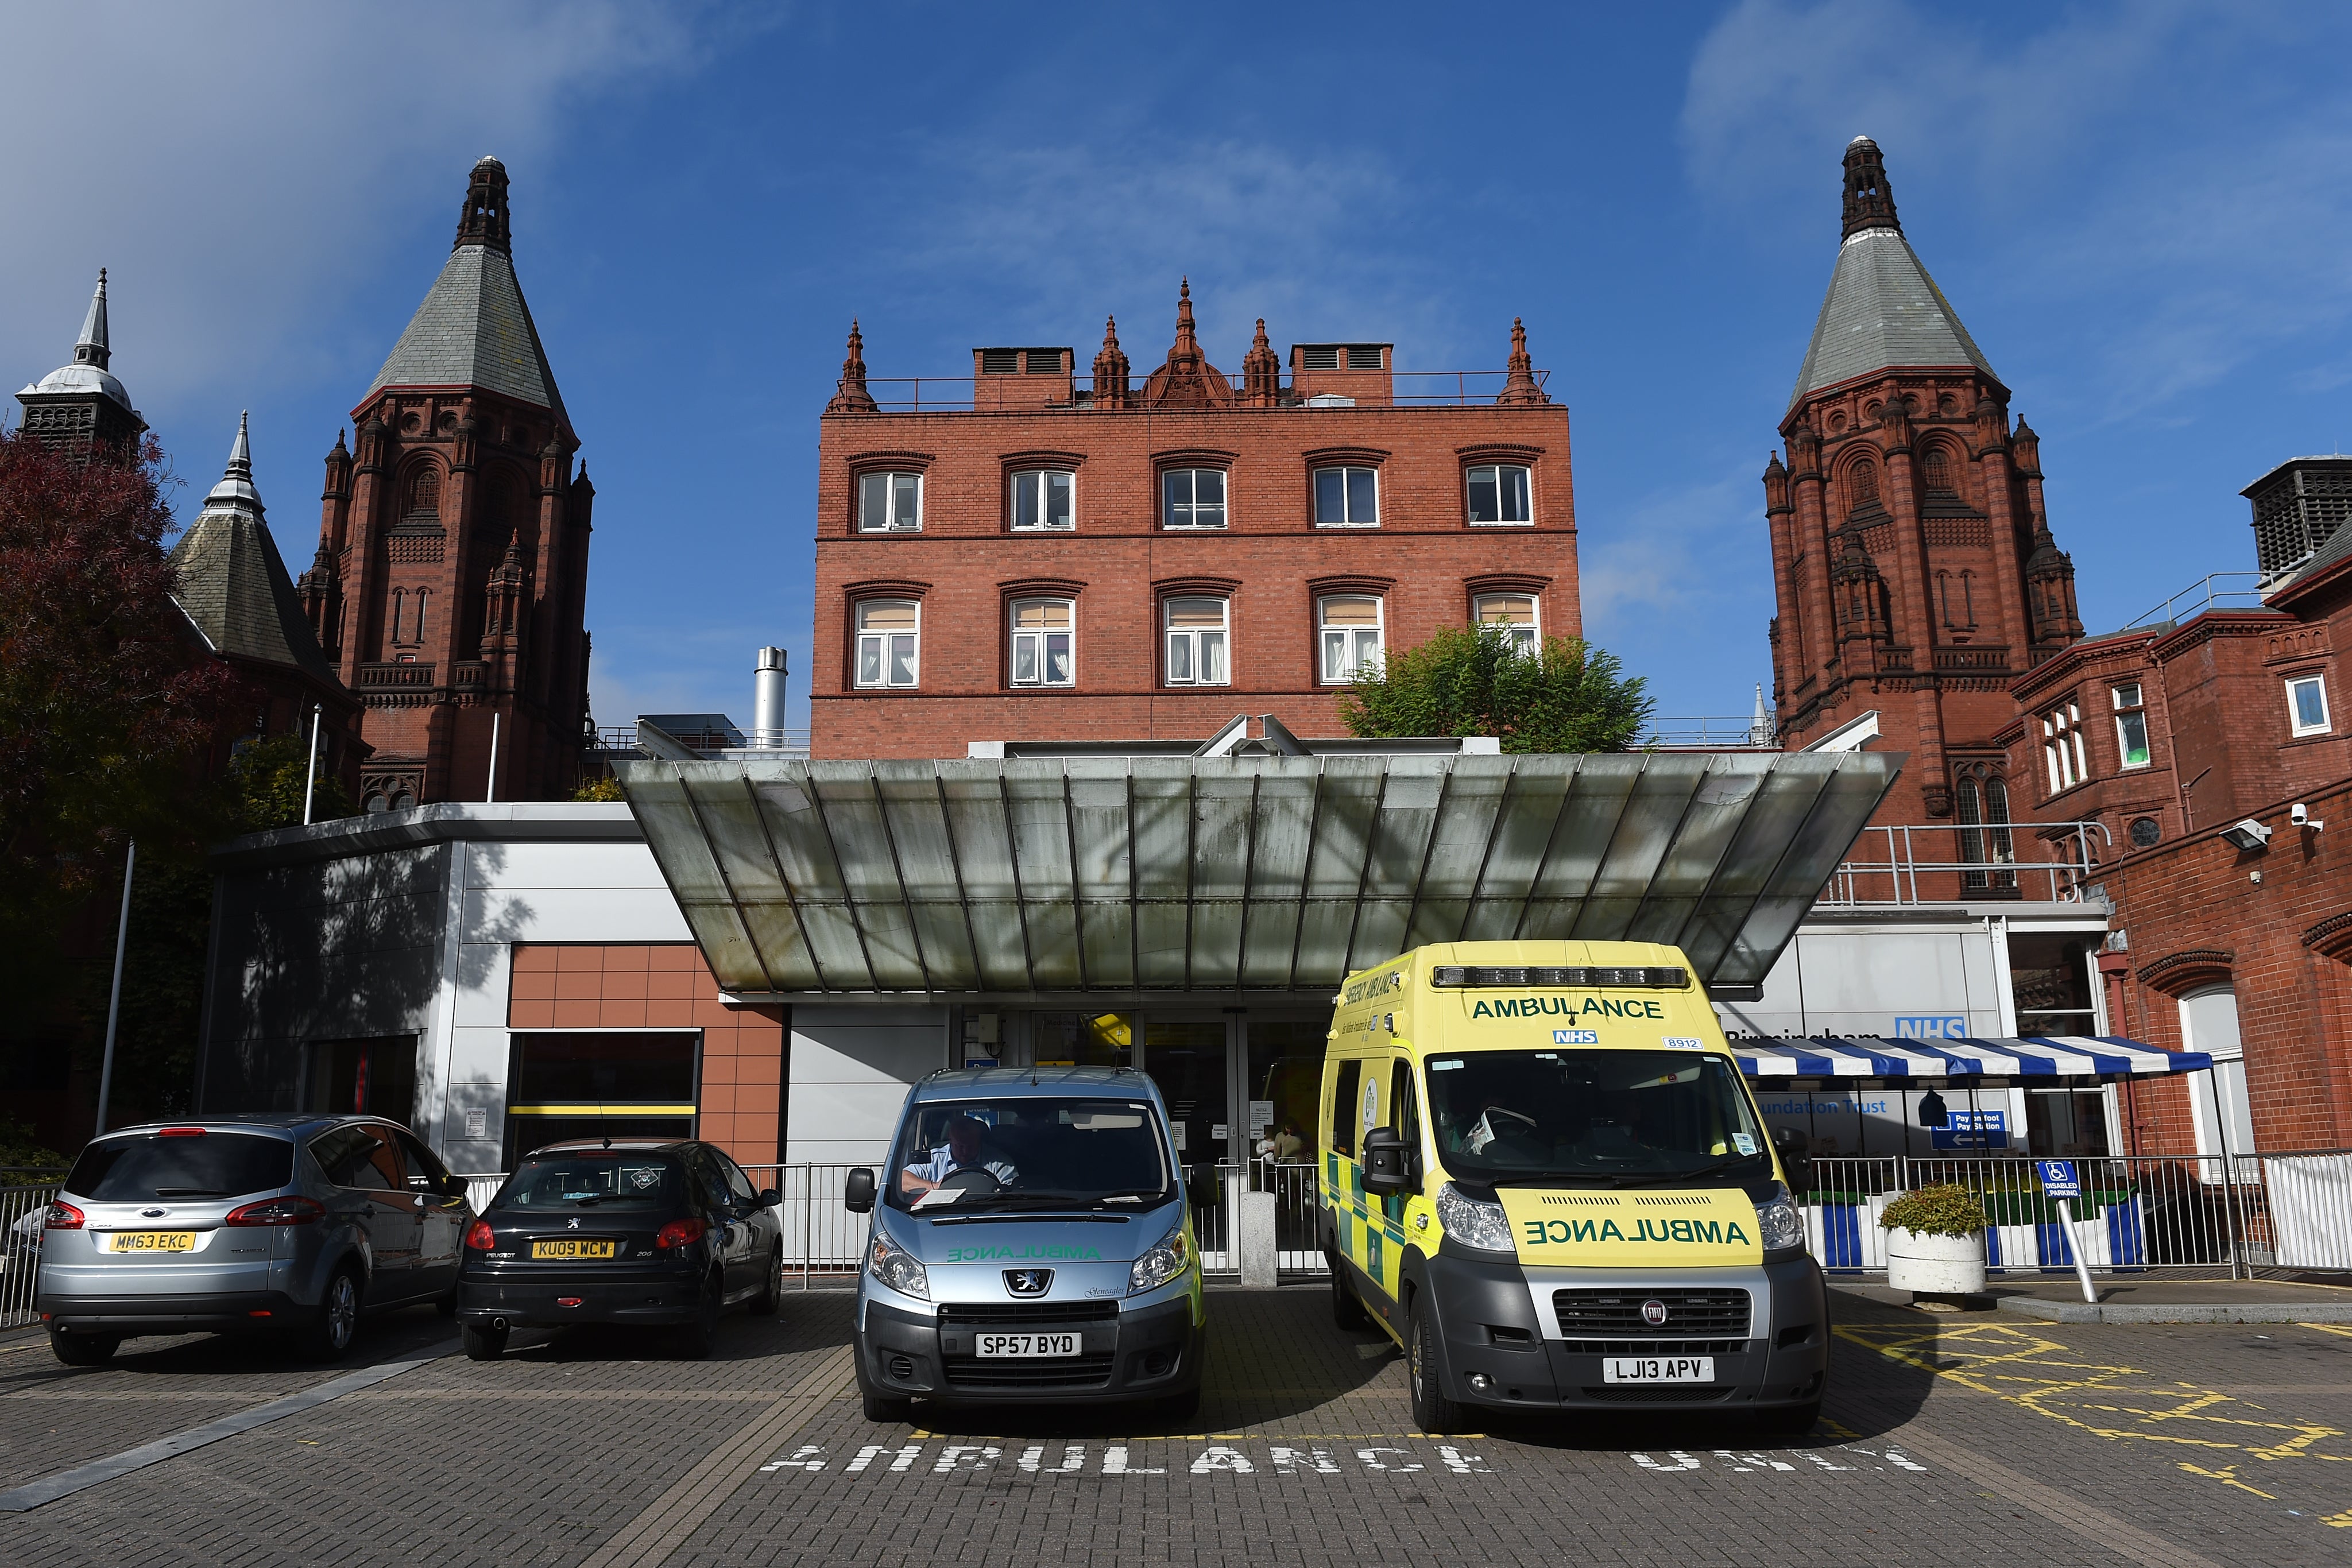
1161,467,1228,531
1473,592,1540,655
853,599,920,689
2111,682,2150,770
1163,597,1231,687
857,470,923,533
1313,466,1380,528
1009,469,1075,532
1009,598,1076,688
2042,699,2087,793
1318,595,1385,685
2288,673,2332,737
1466,463,1533,525
2179,986,2258,1184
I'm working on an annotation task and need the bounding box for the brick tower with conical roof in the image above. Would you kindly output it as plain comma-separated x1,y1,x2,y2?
299,157,595,810
1763,137,2080,850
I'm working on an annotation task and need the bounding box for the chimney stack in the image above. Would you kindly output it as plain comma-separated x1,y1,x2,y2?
753,646,788,746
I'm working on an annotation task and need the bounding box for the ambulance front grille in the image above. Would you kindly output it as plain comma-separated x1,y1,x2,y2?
943,1354,1115,1389
1557,1338,1746,1356
1552,1288,1751,1338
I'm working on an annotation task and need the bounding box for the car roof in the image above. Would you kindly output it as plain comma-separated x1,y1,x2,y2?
912,1066,1160,1104
90,1113,404,1141
524,1139,695,1156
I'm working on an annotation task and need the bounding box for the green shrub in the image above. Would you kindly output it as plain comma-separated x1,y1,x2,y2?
572,775,626,802
1878,1183,1989,1238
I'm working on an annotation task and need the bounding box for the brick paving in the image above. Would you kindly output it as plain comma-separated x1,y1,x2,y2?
3,1287,2351,1566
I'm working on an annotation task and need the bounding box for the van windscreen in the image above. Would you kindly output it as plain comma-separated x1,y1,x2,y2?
66,1133,294,1202
1424,1050,1770,1184
886,1098,1174,1211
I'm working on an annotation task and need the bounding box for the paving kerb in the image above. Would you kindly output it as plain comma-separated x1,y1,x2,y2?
1833,1276,2352,1324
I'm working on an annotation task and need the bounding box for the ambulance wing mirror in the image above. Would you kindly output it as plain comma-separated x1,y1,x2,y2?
844,1168,877,1214
1360,1128,1414,1196
1770,1128,1811,1194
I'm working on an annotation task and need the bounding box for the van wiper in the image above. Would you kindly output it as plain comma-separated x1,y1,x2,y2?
1609,1156,1759,1187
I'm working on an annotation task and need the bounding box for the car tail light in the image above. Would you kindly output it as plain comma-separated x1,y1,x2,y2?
158,1126,207,1137
225,1195,326,1227
654,1217,706,1251
465,1219,497,1250
43,1201,84,1230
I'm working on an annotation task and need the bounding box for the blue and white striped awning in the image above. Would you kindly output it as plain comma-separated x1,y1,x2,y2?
1734,1036,2212,1079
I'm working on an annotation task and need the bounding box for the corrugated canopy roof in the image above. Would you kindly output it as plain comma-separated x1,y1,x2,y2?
615,750,1901,998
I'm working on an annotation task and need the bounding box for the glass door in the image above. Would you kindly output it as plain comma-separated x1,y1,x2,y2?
1142,1019,1233,1268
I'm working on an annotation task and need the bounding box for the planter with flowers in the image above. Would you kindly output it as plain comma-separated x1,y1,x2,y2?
1879,1183,1989,1296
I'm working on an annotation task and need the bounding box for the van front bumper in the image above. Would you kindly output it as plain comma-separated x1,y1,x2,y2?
858,1291,1204,1405
1421,1248,1828,1412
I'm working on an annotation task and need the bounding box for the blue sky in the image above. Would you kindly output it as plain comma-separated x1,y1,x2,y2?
6,2,2349,734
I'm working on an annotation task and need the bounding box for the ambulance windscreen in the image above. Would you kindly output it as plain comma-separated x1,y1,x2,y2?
1422,1050,1769,1184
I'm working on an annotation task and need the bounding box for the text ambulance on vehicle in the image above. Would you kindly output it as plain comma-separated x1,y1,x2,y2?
1321,940,1827,1434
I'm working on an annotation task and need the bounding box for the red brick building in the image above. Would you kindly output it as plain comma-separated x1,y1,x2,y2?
296,157,595,810
810,285,1577,758
1763,137,2084,845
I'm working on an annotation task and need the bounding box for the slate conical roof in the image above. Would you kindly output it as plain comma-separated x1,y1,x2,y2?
1788,138,1999,411
361,157,566,419
169,414,339,687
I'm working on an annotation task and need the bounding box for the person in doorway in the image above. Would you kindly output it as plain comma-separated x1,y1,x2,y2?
1271,1122,1304,1161
900,1115,1019,1197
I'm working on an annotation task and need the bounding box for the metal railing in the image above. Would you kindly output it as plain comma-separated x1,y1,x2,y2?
2117,572,2269,633
858,368,1554,414
1791,1153,2346,1277
2,1181,64,1328
1638,715,1778,750
591,725,811,758
1821,819,2110,906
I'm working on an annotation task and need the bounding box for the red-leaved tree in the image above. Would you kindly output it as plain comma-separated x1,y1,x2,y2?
0,431,244,948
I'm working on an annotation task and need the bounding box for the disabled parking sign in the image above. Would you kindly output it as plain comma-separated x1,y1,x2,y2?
2036,1159,2080,1199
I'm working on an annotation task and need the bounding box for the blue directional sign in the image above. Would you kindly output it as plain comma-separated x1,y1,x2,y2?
2036,1159,2080,1199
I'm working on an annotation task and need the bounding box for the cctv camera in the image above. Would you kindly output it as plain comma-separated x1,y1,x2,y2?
2293,803,2310,826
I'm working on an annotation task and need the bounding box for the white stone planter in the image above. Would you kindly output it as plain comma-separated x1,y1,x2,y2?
1885,1226,1986,1295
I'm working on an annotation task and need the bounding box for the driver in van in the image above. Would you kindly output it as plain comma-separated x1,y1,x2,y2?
899,1114,1020,1196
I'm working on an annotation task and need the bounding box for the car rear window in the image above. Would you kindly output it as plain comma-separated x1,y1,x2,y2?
496,1155,681,1211
65,1132,294,1202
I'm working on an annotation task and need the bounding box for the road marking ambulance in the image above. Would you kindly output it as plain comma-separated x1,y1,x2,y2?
1320,940,1826,1434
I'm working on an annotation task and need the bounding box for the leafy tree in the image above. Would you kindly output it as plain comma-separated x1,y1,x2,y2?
572,773,626,802
227,731,354,831
1339,625,1653,753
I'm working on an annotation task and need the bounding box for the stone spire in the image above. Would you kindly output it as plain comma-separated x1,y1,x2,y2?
1091,315,1131,409
207,411,262,512
1496,316,1548,406
455,156,512,253
1241,318,1281,406
169,412,341,687
75,269,111,370
826,319,877,413
1841,135,1900,239
1143,278,1231,409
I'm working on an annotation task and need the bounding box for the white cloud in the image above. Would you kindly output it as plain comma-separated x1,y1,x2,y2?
1580,458,1777,717
0,4,722,420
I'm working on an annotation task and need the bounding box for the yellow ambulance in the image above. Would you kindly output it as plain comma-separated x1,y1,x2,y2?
1320,940,1826,1434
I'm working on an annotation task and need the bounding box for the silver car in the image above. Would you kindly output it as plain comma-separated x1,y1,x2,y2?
35,1114,473,1365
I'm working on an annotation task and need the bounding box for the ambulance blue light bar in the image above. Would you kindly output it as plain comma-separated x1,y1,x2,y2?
1429,966,1689,989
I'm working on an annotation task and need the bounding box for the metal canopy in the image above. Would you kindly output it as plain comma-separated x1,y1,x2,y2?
614,750,1901,998
1735,1036,2211,1080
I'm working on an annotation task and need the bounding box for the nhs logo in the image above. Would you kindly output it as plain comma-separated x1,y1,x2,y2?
1895,1015,1968,1039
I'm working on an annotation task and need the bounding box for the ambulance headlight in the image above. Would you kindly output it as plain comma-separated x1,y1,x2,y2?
1755,1184,1806,1256
1436,1182,1514,1254
1129,1218,1191,1295
868,1226,929,1300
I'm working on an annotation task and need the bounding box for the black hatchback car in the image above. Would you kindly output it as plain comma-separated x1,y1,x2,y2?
456,1139,784,1359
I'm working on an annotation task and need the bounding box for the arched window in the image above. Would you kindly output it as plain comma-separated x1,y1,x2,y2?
1955,771,2016,893
405,467,440,519
1846,460,1879,513
412,588,430,645
1921,446,1953,491
389,588,407,645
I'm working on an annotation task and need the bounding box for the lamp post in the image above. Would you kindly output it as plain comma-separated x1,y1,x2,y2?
302,704,321,826
94,840,135,1136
